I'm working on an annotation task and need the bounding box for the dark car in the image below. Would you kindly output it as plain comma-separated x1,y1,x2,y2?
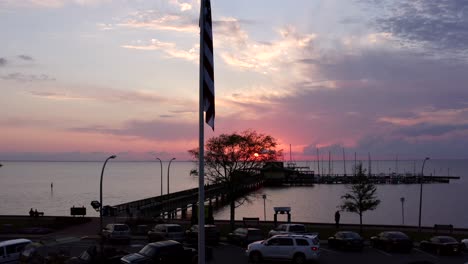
186,225,220,245
420,236,461,255
370,231,413,252
120,240,197,264
227,228,264,246
328,231,364,251
65,246,127,264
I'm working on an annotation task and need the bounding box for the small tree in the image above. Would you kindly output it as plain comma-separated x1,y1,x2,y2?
340,163,380,233
189,130,282,230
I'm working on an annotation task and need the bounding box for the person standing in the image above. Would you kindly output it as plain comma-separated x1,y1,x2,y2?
335,210,341,229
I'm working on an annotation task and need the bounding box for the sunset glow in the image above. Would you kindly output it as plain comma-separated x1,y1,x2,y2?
1,0,468,161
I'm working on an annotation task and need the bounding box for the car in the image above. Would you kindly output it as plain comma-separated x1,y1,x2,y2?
20,237,80,264
0,238,31,264
328,231,364,251
268,223,306,238
147,224,185,242
246,234,320,264
370,231,413,252
227,227,264,246
186,225,220,245
120,240,197,264
461,238,468,251
102,223,131,243
65,246,127,264
420,236,462,255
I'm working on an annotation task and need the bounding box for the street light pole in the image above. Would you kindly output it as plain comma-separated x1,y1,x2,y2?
156,158,163,196
262,194,267,221
418,157,430,232
167,158,176,195
400,197,405,225
100,155,116,234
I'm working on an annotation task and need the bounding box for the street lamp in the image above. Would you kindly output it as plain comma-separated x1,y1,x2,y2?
156,158,163,196
167,158,176,195
400,197,405,225
100,155,116,234
418,157,430,232
262,194,267,221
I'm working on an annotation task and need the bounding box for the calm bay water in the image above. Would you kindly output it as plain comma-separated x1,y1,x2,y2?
0,160,467,227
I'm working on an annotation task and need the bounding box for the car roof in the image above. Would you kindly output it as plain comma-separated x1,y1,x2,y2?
149,240,181,247
0,238,32,247
156,224,181,227
433,236,455,239
272,234,318,239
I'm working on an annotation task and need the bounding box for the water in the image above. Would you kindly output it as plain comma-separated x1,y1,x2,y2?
0,160,467,227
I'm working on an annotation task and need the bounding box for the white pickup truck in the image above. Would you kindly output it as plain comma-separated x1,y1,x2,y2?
268,223,307,238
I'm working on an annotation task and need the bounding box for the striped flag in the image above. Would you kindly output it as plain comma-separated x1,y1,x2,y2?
201,0,215,130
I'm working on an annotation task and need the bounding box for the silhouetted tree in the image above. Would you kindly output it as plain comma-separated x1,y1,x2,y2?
340,163,380,233
189,130,282,230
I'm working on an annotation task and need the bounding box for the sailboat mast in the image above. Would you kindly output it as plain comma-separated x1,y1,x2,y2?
343,148,346,176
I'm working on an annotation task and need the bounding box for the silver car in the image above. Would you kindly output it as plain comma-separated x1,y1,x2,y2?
102,223,131,243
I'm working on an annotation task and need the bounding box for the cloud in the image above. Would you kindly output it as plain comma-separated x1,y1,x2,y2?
121,39,198,62
1,73,55,82
117,10,198,33
0,0,111,8
17,55,33,61
70,119,197,141
368,0,468,57
0,58,8,66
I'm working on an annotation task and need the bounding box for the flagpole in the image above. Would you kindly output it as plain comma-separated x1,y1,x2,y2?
198,0,206,263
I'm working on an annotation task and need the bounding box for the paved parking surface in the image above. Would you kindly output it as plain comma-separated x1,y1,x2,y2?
22,237,468,264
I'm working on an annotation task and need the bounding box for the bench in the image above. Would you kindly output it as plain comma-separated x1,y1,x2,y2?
434,224,453,234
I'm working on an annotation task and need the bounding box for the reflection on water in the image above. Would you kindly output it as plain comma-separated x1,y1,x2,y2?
0,160,467,227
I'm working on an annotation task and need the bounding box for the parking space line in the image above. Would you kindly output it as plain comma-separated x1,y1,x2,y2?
320,248,342,254
374,249,393,257
413,248,439,260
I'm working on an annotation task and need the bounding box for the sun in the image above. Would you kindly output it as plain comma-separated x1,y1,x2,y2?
254,153,259,157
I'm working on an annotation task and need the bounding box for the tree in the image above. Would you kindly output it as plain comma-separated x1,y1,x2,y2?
189,130,282,230
340,163,380,233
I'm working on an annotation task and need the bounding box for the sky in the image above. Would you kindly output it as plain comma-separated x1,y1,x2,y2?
1,0,468,161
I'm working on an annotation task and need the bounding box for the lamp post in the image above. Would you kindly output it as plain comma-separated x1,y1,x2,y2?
262,194,267,221
100,155,116,234
156,158,163,196
418,157,430,232
400,197,405,225
167,158,176,195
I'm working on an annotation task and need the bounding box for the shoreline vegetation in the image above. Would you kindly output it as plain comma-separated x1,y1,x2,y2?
1,215,467,242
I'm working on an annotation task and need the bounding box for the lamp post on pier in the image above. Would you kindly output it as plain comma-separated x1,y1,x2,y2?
167,158,176,195
100,155,116,234
156,158,163,196
418,157,430,232
262,194,267,221
400,197,405,225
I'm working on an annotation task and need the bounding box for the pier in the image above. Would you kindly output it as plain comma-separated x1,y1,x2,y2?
113,163,459,218
113,176,264,219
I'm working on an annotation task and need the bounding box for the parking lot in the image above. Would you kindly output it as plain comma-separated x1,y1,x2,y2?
60,238,468,264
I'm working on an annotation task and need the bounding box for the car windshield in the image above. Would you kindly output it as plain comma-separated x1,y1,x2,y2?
289,225,305,232
439,237,457,243
342,232,360,239
168,226,183,232
114,225,129,231
140,245,158,257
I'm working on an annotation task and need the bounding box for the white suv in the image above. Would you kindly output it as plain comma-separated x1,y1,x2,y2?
246,234,320,264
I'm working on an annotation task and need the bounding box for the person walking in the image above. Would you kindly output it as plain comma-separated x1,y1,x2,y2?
335,210,341,229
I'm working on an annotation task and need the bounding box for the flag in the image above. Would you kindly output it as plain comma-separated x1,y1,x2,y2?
201,0,215,129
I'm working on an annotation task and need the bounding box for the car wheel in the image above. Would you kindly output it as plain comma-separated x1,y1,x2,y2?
249,251,262,263
436,247,441,255
293,253,306,264
461,243,467,252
